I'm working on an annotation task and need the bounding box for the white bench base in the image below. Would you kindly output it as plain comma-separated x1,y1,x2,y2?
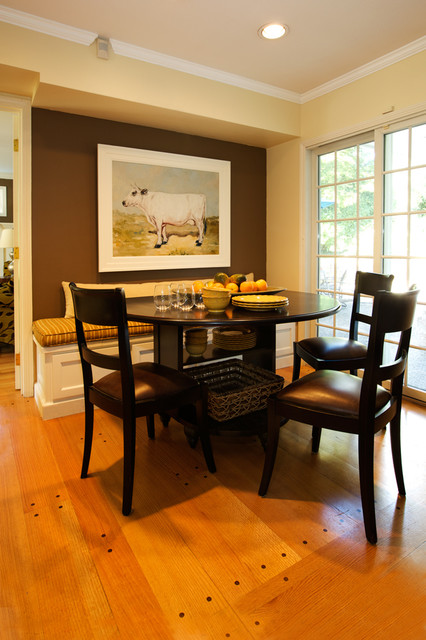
33,334,155,420
33,324,294,420
275,322,295,370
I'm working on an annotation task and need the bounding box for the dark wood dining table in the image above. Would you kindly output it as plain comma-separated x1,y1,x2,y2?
127,290,341,442
126,289,341,372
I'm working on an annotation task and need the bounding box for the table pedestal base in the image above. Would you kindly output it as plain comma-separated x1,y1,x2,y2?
171,405,268,450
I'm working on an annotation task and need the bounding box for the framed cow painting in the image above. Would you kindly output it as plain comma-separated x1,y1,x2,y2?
97,144,231,272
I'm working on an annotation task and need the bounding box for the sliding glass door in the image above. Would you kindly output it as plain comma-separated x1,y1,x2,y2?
382,121,426,401
312,117,426,401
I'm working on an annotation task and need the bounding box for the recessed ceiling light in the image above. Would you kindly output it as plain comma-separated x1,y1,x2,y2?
258,23,287,40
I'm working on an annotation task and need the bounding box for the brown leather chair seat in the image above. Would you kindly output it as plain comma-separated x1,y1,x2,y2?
277,369,391,419
95,361,200,404
295,336,367,362
292,271,394,380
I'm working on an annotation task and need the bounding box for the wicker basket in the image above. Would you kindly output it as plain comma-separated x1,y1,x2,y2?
188,359,284,422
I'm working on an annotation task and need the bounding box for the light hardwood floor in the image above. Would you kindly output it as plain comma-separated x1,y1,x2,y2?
1,354,425,639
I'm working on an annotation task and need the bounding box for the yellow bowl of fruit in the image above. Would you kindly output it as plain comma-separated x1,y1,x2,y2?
202,286,231,312
193,273,269,311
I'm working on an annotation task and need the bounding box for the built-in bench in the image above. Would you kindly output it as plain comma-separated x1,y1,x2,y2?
33,316,155,420
32,280,167,420
32,278,294,420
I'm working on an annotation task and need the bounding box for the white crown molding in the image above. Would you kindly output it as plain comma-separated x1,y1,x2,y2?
0,4,97,45
301,36,426,104
1,5,425,105
109,39,301,103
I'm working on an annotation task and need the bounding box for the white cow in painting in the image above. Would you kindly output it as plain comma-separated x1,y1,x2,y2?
122,187,207,248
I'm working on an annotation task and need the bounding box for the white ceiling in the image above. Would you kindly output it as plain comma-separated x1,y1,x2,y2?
1,0,425,96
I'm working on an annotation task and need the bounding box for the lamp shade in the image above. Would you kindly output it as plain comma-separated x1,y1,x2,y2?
0,228,14,248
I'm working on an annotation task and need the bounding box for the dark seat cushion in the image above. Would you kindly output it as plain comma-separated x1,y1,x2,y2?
276,370,391,418
297,336,367,361
94,362,198,403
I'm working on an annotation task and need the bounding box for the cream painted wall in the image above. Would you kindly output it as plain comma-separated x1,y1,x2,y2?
301,50,426,141
266,139,301,290
267,51,426,293
0,21,300,145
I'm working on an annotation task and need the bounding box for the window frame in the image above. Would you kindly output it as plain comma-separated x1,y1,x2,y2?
306,114,426,402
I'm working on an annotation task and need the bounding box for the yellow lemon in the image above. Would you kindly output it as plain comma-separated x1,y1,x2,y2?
255,279,268,291
240,280,257,292
193,280,204,293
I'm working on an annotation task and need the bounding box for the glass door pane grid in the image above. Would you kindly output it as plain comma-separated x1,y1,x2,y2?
311,119,425,401
382,123,426,298
316,139,375,337
382,122,426,399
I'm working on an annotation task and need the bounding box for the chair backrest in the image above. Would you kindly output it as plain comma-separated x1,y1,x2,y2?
70,283,134,399
349,271,394,340
360,288,419,417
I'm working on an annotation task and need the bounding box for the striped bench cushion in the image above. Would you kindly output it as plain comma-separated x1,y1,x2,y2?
32,317,153,347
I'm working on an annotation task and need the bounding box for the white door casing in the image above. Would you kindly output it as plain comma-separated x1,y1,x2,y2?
0,92,33,396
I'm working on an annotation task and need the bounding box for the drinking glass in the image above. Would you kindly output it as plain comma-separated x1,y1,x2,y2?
170,282,185,309
179,284,195,311
194,289,205,309
153,283,171,311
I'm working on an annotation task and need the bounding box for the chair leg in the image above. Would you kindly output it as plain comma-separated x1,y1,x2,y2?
258,400,281,496
389,413,406,496
312,426,322,453
358,432,377,544
122,413,136,516
195,390,216,473
292,350,301,382
146,415,155,439
159,413,170,427
81,398,94,478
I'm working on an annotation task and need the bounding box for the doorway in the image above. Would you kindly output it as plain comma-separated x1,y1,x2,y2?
0,94,33,396
0,111,14,376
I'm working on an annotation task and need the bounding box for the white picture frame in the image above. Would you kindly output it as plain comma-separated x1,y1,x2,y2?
98,144,231,272
0,185,6,217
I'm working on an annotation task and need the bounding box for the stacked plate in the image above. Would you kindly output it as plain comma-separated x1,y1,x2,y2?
212,326,257,351
232,294,289,311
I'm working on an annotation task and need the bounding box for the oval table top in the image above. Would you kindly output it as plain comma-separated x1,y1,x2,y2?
126,290,341,326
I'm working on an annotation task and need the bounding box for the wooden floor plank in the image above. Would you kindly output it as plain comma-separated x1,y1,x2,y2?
0,421,42,639
233,523,426,640
0,357,425,639
2,390,119,639
44,417,184,639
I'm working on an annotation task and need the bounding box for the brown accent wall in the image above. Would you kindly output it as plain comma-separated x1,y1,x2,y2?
32,108,266,319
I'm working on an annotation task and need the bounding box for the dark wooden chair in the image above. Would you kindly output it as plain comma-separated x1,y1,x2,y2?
70,283,216,515
292,271,394,381
259,288,419,544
